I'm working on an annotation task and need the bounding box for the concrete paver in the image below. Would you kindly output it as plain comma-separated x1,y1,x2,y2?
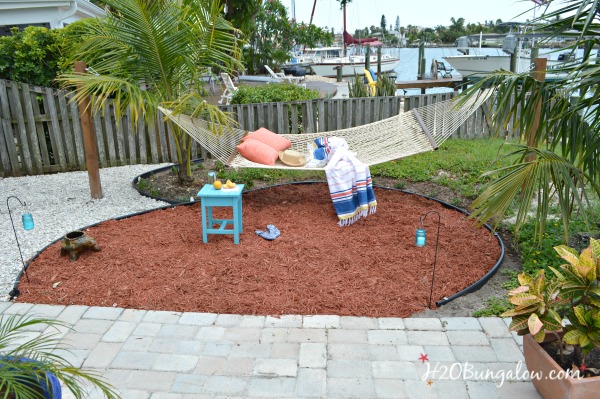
1,303,543,398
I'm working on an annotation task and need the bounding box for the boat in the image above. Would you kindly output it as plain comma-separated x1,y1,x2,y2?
300,45,400,78
283,0,400,78
443,35,574,78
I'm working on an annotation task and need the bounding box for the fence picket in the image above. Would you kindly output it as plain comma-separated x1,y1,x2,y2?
291,103,299,134
45,88,66,170
138,118,147,164
92,110,106,167
166,121,178,163
57,91,76,168
9,81,34,174
23,85,47,173
126,109,139,165
0,80,19,175
317,99,325,132
68,93,85,168
148,117,160,163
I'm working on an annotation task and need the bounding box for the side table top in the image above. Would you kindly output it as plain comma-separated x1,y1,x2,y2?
198,184,244,198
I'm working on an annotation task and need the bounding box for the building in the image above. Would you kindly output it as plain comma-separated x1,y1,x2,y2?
0,0,106,36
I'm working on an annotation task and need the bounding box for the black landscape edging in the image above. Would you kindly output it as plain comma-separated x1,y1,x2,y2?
131,158,204,205
13,180,505,309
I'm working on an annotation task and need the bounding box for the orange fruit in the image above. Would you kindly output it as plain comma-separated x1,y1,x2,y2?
213,180,222,190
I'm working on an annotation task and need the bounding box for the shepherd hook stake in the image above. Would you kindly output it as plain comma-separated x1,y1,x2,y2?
420,210,441,309
6,196,31,283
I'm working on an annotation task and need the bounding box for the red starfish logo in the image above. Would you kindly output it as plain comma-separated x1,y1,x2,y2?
419,353,429,363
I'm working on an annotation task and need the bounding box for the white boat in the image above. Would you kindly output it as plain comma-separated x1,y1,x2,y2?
443,35,573,78
285,0,400,78
301,46,401,78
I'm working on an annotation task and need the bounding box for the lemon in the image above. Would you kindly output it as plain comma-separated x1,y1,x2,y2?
213,180,222,190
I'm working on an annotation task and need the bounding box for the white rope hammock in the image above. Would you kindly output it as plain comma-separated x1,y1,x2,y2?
158,92,490,170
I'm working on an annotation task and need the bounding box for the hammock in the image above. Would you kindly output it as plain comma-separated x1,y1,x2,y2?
158,92,490,170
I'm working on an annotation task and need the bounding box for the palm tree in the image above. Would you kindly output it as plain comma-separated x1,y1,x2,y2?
58,0,243,182
462,0,600,242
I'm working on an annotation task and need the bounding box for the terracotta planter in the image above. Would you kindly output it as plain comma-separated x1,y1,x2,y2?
523,333,600,399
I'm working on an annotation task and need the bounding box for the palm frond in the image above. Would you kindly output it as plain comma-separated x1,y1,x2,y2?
0,314,120,399
469,145,600,242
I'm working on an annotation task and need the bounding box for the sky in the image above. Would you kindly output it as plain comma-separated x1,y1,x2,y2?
280,0,556,32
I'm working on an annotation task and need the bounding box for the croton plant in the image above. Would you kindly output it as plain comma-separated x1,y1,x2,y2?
502,238,600,368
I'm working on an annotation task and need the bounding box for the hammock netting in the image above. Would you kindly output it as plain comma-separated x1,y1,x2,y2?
158,92,490,170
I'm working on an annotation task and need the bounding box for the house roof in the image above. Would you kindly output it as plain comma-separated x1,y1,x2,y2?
0,0,106,19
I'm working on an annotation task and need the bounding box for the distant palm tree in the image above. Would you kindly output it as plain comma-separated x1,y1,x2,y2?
462,0,600,241
449,17,465,33
58,0,243,182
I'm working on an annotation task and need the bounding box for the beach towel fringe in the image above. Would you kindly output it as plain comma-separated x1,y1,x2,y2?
337,204,377,226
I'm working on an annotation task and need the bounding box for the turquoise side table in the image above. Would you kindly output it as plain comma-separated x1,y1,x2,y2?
197,184,244,244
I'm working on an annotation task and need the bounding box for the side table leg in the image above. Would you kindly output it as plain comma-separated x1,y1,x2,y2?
234,198,241,245
238,197,243,230
201,203,208,244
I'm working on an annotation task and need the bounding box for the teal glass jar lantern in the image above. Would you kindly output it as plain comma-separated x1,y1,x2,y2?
22,210,34,231
415,228,426,247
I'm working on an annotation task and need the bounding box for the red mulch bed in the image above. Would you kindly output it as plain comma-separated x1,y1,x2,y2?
16,184,501,317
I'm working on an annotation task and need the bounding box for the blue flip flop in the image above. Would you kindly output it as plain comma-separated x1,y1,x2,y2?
255,224,280,241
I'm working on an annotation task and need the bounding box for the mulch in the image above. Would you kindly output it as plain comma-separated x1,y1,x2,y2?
16,183,501,318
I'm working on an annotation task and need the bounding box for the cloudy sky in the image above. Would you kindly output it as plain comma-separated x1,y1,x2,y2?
280,0,556,32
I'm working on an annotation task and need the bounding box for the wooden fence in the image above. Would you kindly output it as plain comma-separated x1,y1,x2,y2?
0,80,493,177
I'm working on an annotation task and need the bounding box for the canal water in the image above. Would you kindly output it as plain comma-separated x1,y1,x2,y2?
389,46,569,95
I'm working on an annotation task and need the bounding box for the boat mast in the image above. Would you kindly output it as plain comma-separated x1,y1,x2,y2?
343,2,347,56
291,0,296,20
302,0,318,53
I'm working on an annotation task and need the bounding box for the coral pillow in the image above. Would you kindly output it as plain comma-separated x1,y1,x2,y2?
243,128,291,152
237,139,279,166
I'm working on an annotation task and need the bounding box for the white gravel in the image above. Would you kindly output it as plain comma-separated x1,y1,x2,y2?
0,164,172,301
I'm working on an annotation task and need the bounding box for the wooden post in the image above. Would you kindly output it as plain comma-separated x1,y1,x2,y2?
418,41,425,79
365,44,371,70
74,61,103,199
377,46,382,77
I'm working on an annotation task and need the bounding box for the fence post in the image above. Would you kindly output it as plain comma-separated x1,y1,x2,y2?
74,61,103,199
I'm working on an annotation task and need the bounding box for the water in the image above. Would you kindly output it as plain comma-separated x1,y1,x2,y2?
389,46,568,95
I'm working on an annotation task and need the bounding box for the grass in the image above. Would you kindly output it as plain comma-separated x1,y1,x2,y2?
511,207,600,278
472,296,512,317
370,138,516,198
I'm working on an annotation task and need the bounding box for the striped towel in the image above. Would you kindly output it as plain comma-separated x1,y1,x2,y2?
323,137,377,226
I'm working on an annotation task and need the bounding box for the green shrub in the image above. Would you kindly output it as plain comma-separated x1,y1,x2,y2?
231,83,319,104
0,23,83,86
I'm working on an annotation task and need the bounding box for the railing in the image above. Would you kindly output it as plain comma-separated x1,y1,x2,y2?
0,79,493,177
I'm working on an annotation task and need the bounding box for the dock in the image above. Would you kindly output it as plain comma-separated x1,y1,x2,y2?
395,76,464,94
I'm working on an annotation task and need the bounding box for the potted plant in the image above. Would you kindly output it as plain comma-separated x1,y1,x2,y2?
0,313,120,399
502,239,600,399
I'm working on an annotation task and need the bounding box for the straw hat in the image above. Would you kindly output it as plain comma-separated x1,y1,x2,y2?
278,150,307,167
